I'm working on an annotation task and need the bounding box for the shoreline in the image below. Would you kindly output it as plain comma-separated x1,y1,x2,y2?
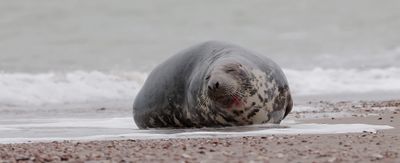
0,100,399,162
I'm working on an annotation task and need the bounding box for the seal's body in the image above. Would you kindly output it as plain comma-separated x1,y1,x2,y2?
133,41,292,129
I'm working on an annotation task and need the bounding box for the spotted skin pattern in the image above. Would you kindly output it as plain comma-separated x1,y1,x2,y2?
133,41,292,129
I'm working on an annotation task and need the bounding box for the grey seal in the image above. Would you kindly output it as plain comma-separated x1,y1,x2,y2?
133,41,293,129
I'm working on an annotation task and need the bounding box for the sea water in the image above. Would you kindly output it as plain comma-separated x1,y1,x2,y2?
0,117,393,144
0,0,399,143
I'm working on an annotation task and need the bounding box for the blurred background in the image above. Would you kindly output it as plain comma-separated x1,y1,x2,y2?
1,0,400,109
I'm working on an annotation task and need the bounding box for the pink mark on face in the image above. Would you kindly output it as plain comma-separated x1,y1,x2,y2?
231,96,242,107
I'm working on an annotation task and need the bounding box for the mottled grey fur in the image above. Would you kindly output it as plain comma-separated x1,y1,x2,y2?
133,41,292,129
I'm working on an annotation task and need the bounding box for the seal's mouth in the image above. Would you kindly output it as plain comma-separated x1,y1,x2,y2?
212,94,242,108
207,81,243,108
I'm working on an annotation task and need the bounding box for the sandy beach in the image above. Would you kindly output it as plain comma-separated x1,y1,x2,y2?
0,100,398,163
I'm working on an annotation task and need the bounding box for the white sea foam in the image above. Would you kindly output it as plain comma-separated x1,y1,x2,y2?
0,127,19,131
291,106,322,112
285,67,400,96
0,117,393,144
1,67,400,107
1,117,136,129
0,71,147,106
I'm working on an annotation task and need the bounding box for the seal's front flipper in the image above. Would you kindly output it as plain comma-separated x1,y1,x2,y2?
283,95,293,119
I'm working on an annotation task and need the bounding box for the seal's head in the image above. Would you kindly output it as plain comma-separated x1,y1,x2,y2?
205,61,251,108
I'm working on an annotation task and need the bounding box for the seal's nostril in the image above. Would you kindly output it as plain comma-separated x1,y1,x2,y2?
208,85,212,90
215,82,219,89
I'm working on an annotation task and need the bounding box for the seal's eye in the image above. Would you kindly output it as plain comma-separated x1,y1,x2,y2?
226,69,235,73
205,75,211,80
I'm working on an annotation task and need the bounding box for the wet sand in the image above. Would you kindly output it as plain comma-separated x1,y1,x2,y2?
1,100,399,163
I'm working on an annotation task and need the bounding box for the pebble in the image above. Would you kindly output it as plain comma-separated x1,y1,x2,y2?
371,153,384,160
15,156,30,161
276,153,285,158
181,154,191,159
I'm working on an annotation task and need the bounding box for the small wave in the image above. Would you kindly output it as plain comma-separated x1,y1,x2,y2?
0,71,147,106
285,67,400,95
